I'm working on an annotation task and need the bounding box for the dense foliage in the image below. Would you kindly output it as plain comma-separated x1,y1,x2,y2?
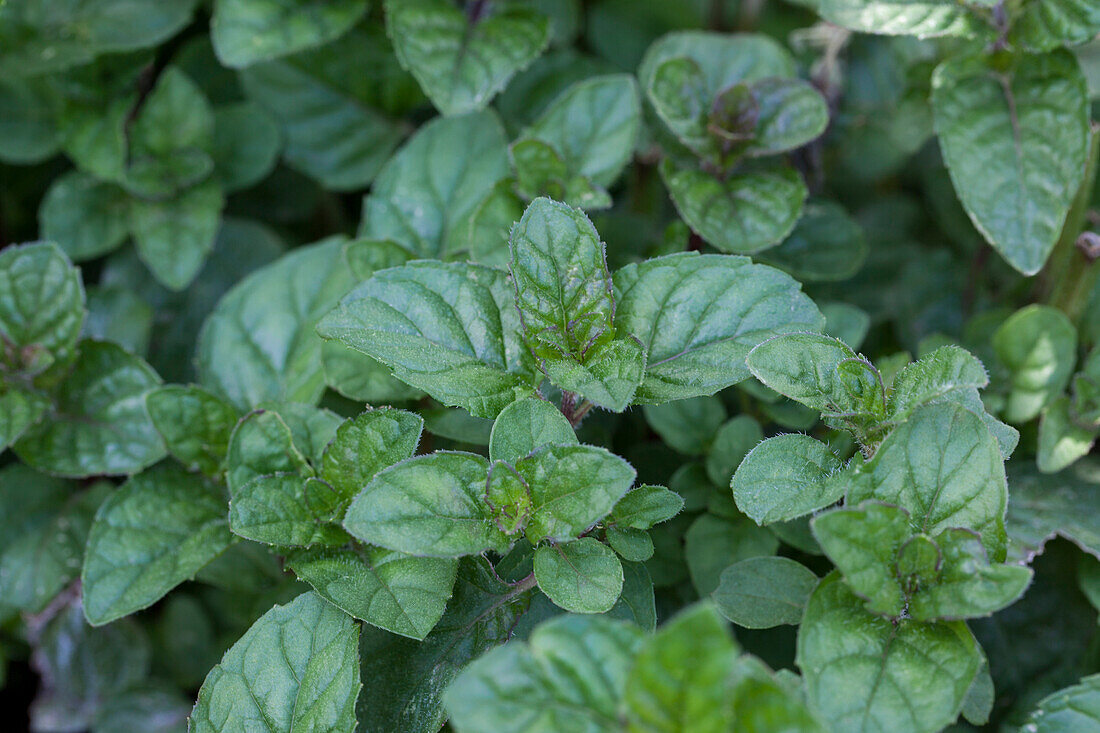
1,1,1099,731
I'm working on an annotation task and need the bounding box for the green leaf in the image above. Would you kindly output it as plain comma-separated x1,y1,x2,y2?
907,527,1032,621
489,397,577,464
82,285,152,356
624,603,739,732
359,110,509,258
199,237,356,410
542,336,646,411
0,478,107,614
211,0,369,68
518,444,636,543
639,31,797,101
642,396,726,455
993,304,1078,423
758,199,867,283
230,473,350,547
146,385,239,476
797,573,981,733
613,252,823,403
533,538,623,613
287,545,458,640
811,502,914,617
0,75,61,164
123,67,215,198
932,51,1090,275
357,557,536,732
509,197,615,359
606,526,654,562
610,484,683,530
817,0,987,37
1038,396,1098,473
746,332,884,419
485,460,532,535
211,101,281,192
887,345,989,422
1007,460,1100,561
0,0,198,76
343,451,510,556
713,556,818,629
39,172,130,262
510,138,610,210
1013,0,1100,51
1022,673,1100,731
0,241,85,376
30,600,152,731
848,402,1008,560
685,512,778,595
744,77,829,157
226,409,310,493
446,614,642,732
659,160,807,254
240,27,411,190
16,341,166,477
731,433,845,525
128,178,226,291
960,660,994,727
518,74,640,187
705,415,763,486
385,0,550,116
319,407,423,497
317,261,539,418
190,591,361,733
0,383,47,451
81,463,231,625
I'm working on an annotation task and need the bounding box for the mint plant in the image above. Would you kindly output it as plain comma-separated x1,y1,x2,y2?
2,1,1100,732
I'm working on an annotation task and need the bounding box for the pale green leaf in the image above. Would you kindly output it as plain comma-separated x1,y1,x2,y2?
319,408,423,501
1038,396,1097,473
541,336,646,411
817,0,987,38
685,512,778,595
230,473,350,547
1022,673,1100,731
1013,0,1100,52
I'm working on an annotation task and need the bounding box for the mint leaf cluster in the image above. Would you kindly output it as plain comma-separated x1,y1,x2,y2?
2,1,1100,732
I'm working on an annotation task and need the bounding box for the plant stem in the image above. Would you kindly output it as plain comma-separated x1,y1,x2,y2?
1045,122,1100,323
